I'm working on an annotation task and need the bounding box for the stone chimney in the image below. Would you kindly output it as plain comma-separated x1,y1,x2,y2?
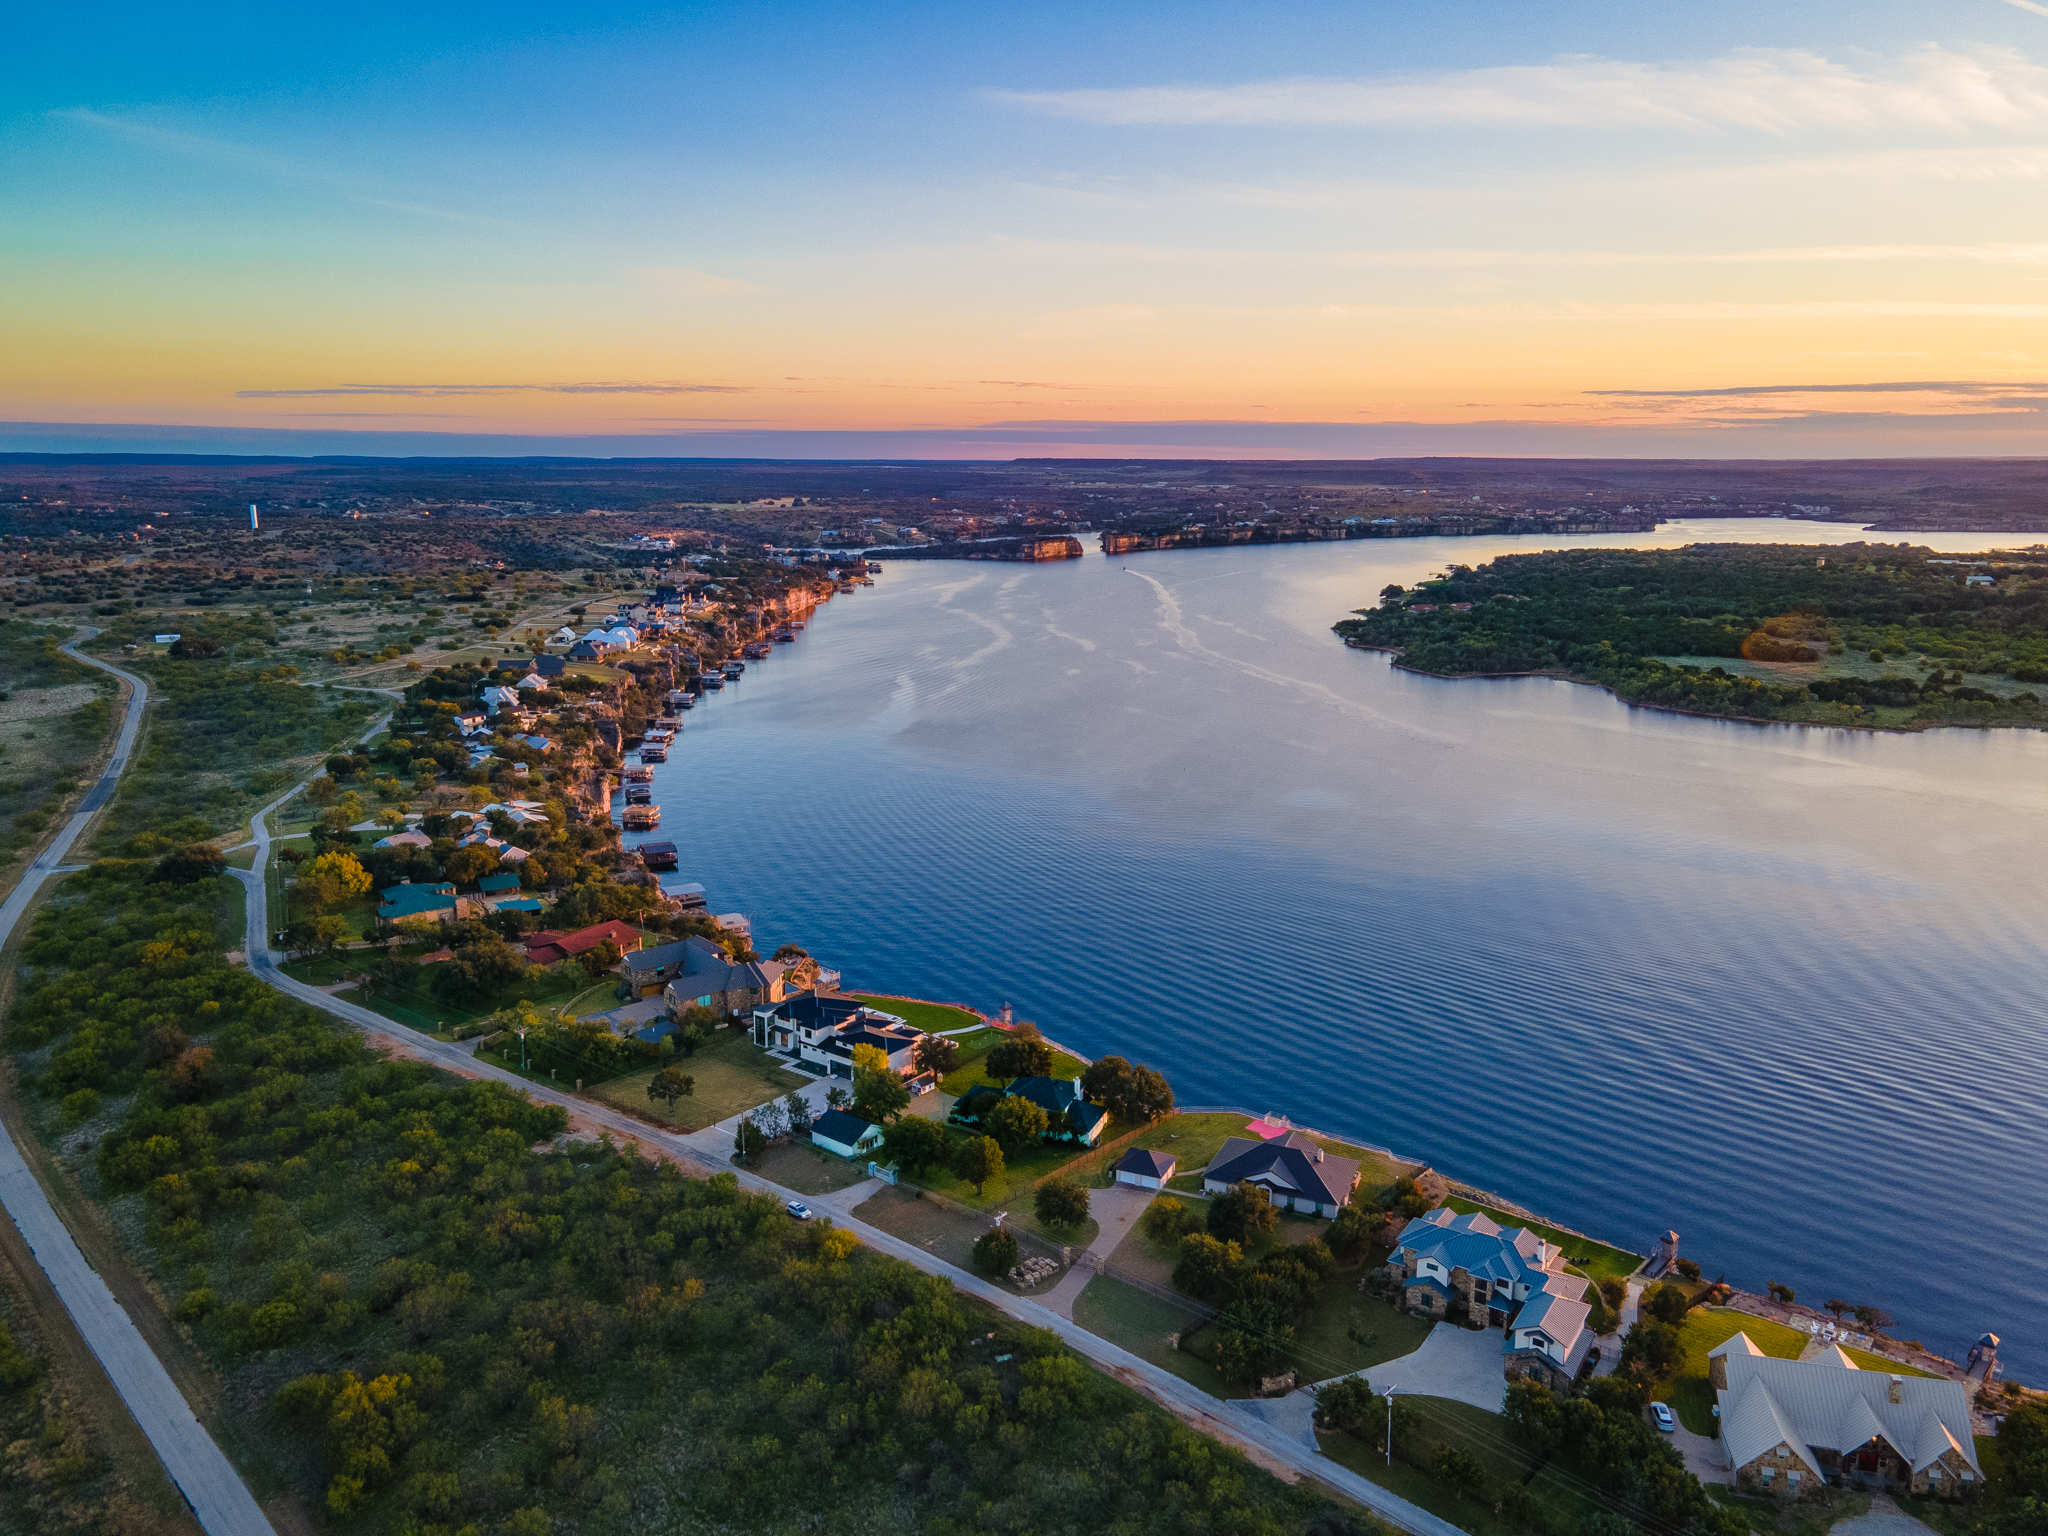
1888,1376,1904,1405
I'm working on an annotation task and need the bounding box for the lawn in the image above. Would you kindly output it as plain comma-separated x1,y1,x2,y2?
854,1184,1079,1288
938,1027,1088,1097
746,1139,879,1197
1709,1483,1873,1536
911,1129,1101,1213
586,1030,806,1132
1316,1403,1611,1536
1657,1307,1810,1433
1071,1273,1233,1397
1292,1269,1436,1384
1841,1345,1937,1377
850,995,981,1034
1442,1196,1641,1283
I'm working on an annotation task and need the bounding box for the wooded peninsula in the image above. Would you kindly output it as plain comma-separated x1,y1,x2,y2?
1337,543,2048,731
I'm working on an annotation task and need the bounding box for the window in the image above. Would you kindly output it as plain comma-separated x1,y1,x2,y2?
1789,1473,1802,1486
1761,1469,1775,1483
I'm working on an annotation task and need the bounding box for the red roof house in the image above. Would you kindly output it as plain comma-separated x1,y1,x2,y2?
523,920,644,967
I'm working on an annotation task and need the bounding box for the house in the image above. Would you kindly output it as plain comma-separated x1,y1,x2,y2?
1114,1148,1178,1190
568,642,600,661
550,626,577,645
477,872,524,895
751,992,920,1078
526,654,566,677
1713,1336,1981,1499
621,935,719,998
454,711,488,735
515,672,548,692
522,920,643,967
658,936,787,1016
377,881,462,924
810,1109,884,1160
521,735,555,754
1385,1207,1594,1392
481,685,522,714
953,1076,1110,1146
1203,1130,1362,1218
373,829,432,850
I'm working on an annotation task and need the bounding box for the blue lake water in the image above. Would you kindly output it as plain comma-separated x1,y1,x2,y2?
628,520,2048,1380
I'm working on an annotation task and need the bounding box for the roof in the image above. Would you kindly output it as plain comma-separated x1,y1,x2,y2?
377,884,458,920
374,830,432,849
477,872,523,893
810,1109,880,1148
1209,1131,1362,1208
1509,1273,1593,1353
1716,1338,1980,1477
1390,1207,1560,1290
1005,1076,1109,1133
522,920,641,961
1116,1148,1178,1178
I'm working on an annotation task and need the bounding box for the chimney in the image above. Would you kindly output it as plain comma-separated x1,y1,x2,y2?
1315,1146,1325,1163
1888,1376,1903,1404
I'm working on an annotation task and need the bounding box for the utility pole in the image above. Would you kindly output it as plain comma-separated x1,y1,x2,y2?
1385,1385,1397,1466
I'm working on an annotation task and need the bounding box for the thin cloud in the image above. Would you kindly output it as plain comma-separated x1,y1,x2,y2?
1590,380,2048,398
987,234,2048,269
996,45,2048,134
236,383,749,399
2003,0,2048,17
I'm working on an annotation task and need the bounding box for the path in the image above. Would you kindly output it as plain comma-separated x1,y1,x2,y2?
1038,1182,1154,1318
0,637,277,1536
230,806,1462,1536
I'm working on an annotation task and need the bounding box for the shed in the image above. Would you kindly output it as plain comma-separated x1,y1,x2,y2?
1114,1148,1179,1190
810,1109,884,1160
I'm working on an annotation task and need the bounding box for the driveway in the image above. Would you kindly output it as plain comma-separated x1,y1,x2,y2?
1365,1323,1509,1414
1038,1182,1156,1317
1831,1495,1940,1536
1673,1423,1728,1484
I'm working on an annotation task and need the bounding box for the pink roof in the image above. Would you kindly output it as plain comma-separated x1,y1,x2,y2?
1244,1117,1292,1141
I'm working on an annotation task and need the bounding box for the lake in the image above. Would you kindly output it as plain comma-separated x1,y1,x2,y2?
630,519,2048,1380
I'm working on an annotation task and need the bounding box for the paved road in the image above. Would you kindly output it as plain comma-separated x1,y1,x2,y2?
0,637,278,1536
230,807,1461,1536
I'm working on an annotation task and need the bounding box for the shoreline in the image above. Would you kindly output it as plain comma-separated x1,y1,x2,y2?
1344,638,2048,737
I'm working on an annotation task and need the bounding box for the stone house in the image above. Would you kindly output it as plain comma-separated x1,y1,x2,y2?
1202,1131,1361,1218
1386,1207,1594,1392
1712,1335,1981,1500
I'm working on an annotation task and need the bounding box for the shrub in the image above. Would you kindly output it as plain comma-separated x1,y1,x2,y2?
1034,1176,1090,1230
972,1227,1019,1275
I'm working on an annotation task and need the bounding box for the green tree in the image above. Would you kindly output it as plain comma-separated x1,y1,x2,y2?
1619,1318,1681,1378
1325,1204,1378,1264
1140,1196,1202,1247
983,1095,1050,1153
577,938,623,979
1643,1282,1691,1326
1173,1232,1243,1302
1207,1181,1278,1244
972,1226,1018,1275
824,1084,852,1111
880,1116,951,1177
851,1043,912,1123
783,1091,813,1136
1033,1176,1090,1230
912,1033,960,1078
444,844,501,887
1435,1446,1486,1502
647,1066,693,1120
734,1117,767,1164
1999,1401,2048,1501
312,914,351,961
985,1024,1054,1084
952,1135,1004,1195
1080,1055,1175,1122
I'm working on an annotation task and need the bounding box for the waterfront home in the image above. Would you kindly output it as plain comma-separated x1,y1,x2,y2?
657,935,787,1016
1386,1207,1594,1392
1114,1148,1178,1190
373,829,432,850
526,653,566,677
522,920,643,967
953,1077,1111,1146
377,881,464,924
1203,1130,1361,1218
1712,1336,1980,1499
751,992,921,1079
622,935,722,998
810,1109,884,1160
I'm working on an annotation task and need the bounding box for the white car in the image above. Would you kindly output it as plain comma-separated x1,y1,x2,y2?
1651,1402,1677,1433
786,1201,813,1221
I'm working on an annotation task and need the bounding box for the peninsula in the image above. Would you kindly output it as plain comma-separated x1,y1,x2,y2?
1337,542,2048,731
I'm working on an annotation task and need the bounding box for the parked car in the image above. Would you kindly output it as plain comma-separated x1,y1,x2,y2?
1651,1402,1676,1433
786,1200,813,1221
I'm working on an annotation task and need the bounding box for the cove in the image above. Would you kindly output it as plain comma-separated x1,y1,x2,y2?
631,519,2048,1381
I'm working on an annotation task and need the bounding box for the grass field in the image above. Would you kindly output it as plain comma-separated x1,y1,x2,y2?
586,1030,806,1132
1071,1273,1232,1396
1657,1307,1809,1433
855,1184,1082,1284
1842,1345,1936,1377
1442,1196,1640,1282
747,1140,877,1196
850,995,980,1034
1317,1402,1610,1536
938,1027,1088,1097
1292,1271,1436,1384
1710,1483,1873,1536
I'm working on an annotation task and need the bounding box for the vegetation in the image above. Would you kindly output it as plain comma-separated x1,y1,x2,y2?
0,621,115,861
1652,1307,1808,1433
1440,1197,1641,1283
1341,543,2048,731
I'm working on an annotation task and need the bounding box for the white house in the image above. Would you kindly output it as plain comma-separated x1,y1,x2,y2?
810,1109,884,1160
1114,1148,1178,1190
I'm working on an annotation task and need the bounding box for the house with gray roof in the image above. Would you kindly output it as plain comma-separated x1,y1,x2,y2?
1114,1148,1178,1189
952,1076,1111,1146
1387,1207,1594,1392
656,935,786,1017
1202,1130,1360,1219
810,1109,884,1160
1712,1337,1980,1499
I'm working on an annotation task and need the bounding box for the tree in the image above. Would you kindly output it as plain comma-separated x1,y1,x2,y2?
1998,1401,2048,1502
771,944,808,962
1213,1295,1291,1382
1379,583,1406,604
985,1024,1054,1084
306,775,340,806
356,958,416,1000
824,1084,852,1111
1034,1176,1090,1230
306,850,372,897
912,1033,961,1078
445,844,501,887
1767,1281,1796,1305
647,1067,693,1120
1435,1446,1486,1502
1619,1318,1681,1378
1080,1055,1174,1123
1325,1205,1378,1264
983,1095,1049,1153
852,1053,911,1124
880,1115,951,1177
151,843,225,884
734,1117,766,1164
430,937,527,1005
1825,1298,1850,1319
1643,1283,1691,1326
313,914,351,961
1852,1304,1894,1334
952,1136,1004,1195
576,937,623,980
1207,1181,1278,1244
783,1092,813,1137
1173,1232,1243,1302
1140,1197,1202,1247
972,1226,1018,1275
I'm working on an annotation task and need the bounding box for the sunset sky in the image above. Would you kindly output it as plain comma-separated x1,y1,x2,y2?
13,1,2048,457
